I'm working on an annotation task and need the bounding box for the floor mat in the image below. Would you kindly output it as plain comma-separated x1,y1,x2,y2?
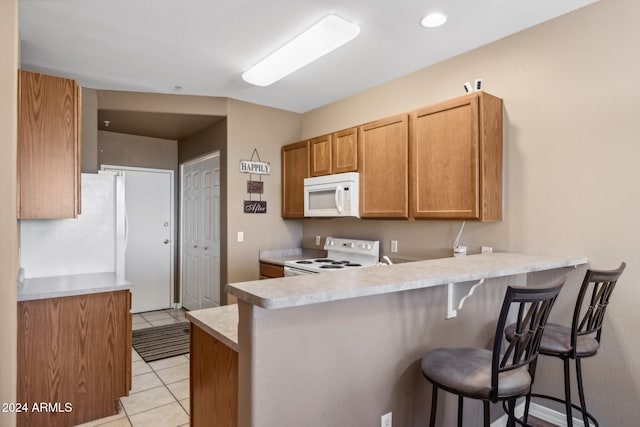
132,322,190,363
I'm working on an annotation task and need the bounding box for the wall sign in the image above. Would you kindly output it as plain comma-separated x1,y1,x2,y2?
244,200,267,214
240,160,271,175
243,148,268,214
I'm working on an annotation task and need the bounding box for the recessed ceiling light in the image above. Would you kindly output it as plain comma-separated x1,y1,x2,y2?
242,14,360,87
421,12,447,28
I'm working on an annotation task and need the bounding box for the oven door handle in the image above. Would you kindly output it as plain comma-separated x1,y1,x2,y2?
335,185,344,213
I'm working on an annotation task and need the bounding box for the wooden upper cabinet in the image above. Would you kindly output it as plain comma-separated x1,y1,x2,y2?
18,69,82,219
332,127,358,174
358,115,409,218
281,140,310,218
410,91,503,221
310,134,332,177
310,128,358,177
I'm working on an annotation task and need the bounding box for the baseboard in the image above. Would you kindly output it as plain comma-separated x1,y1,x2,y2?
529,402,589,427
490,401,590,427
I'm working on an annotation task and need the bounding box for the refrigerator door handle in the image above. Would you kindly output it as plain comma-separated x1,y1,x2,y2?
124,207,129,253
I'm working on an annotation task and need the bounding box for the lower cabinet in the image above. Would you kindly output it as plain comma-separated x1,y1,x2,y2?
17,290,132,427
259,261,285,279
190,324,238,427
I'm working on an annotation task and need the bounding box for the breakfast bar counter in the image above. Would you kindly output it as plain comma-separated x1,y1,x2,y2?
229,252,587,309
228,251,587,427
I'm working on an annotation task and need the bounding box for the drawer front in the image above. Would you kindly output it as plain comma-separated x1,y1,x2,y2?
259,262,284,278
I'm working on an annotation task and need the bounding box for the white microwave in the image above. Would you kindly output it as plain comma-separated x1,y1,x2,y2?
304,172,359,218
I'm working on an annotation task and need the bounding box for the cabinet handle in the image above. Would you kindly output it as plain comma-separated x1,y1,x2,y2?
204,246,208,250
164,239,170,244
193,244,198,248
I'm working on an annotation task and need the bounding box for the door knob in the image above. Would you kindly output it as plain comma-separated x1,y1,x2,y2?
164,239,170,244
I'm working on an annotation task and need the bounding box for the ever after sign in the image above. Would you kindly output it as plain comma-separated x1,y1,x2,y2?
244,200,267,214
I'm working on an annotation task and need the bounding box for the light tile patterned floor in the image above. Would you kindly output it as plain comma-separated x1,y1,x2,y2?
75,308,190,427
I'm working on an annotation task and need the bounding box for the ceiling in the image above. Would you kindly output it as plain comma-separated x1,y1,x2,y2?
97,110,224,140
19,0,597,114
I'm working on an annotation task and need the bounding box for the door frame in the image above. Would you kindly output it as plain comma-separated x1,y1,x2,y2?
101,164,176,308
179,151,221,309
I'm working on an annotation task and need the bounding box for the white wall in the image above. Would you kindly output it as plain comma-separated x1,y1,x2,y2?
225,99,303,288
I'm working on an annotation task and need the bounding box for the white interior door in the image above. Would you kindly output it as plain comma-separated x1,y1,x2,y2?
181,154,220,310
103,166,174,313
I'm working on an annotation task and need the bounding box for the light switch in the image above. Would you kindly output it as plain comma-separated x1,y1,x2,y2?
237,231,244,242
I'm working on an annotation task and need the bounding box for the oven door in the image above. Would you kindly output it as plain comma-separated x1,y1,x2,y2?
284,265,316,276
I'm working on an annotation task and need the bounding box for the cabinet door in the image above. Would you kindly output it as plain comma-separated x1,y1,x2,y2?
332,127,358,173
281,141,309,218
411,95,480,219
410,92,502,220
18,70,81,219
358,115,408,218
309,134,332,177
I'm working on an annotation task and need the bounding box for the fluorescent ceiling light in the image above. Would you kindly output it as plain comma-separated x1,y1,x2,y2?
421,12,448,28
242,14,360,87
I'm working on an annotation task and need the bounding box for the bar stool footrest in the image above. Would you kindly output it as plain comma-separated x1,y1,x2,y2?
528,392,599,427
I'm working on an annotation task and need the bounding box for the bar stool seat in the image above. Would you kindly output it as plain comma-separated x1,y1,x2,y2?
505,323,599,357
421,348,532,400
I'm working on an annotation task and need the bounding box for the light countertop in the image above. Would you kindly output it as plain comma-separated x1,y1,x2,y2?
228,252,588,309
186,304,238,351
18,271,132,301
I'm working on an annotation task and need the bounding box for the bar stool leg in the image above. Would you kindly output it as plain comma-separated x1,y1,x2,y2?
457,395,463,427
507,399,516,427
523,393,532,423
483,401,490,427
563,358,574,427
429,383,438,427
575,358,591,427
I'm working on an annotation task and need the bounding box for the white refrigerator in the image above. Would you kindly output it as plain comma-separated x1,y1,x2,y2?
20,172,126,279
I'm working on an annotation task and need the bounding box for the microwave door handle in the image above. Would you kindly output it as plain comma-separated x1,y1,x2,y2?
335,186,344,213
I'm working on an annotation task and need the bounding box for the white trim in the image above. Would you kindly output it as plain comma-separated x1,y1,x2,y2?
100,164,175,310
490,401,590,427
182,151,219,167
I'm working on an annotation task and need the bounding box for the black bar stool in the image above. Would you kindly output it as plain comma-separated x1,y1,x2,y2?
506,262,625,426
421,278,566,427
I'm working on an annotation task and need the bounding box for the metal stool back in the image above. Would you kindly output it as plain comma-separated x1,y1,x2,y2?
519,262,626,427
421,278,565,427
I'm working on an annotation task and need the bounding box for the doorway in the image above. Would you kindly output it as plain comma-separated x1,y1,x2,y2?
102,165,175,313
180,153,221,310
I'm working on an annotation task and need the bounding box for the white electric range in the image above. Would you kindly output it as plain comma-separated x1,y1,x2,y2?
284,237,380,276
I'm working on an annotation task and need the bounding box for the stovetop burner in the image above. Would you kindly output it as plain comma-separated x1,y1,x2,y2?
284,237,380,275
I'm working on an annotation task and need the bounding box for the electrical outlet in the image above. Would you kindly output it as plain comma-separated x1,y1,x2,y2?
391,240,398,253
315,235,321,245
381,412,392,427
237,231,244,242
481,246,493,254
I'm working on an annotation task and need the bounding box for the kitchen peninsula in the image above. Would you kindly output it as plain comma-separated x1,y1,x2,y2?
200,252,586,426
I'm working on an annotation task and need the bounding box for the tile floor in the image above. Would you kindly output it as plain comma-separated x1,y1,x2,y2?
75,308,191,427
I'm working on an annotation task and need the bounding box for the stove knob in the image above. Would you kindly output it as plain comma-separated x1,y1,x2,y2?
327,239,334,246
366,244,372,250
349,242,355,248
359,243,366,249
